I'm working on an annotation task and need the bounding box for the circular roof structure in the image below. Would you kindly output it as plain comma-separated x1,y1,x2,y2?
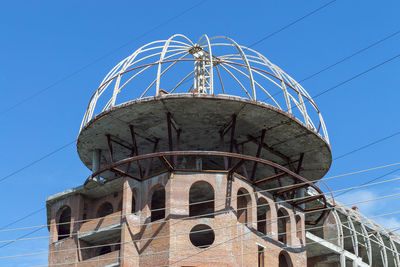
80,34,329,144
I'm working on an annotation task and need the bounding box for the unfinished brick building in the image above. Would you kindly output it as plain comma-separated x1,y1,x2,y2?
46,35,400,266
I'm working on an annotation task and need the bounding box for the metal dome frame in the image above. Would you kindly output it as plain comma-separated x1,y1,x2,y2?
80,34,329,143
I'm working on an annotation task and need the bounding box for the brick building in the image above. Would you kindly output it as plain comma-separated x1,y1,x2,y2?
46,35,400,266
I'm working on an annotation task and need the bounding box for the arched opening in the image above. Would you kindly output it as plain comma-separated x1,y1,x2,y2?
295,215,302,242
279,251,293,267
237,188,252,225
189,224,215,248
97,202,113,218
57,206,71,240
131,194,136,214
98,245,111,256
151,186,165,222
277,208,290,244
258,245,265,267
257,198,270,235
189,181,214,218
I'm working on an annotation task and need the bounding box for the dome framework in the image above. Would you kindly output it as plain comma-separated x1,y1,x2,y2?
80,34,328,144
77,35,332,226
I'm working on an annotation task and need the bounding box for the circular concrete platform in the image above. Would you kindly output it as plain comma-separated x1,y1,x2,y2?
77,94,332,182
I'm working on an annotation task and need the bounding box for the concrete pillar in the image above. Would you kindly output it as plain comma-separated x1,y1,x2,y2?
92,149,101,181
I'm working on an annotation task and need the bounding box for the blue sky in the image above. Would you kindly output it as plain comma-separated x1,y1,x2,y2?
1,0,400,265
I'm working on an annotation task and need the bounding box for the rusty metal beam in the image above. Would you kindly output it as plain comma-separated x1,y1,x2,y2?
302,206,325,212
111,167,141,182
173,129,181,166
250,129,266,181
89,150,328,225
234,141,249,179
160,156,174,172
108,136,133,151
254,172,286,184
296,153,304,174
167,112,173,152
129,125,143,178
275,183,309,195
106,134,114,163
144,139,159,177
290,152,305,199
220,131,228,169
228,114,237,168
293,194,323,205
228,159,245,174
247,134,291,164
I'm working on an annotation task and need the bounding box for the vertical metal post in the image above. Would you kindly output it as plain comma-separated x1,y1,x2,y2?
173,129,181,166
144,139,159,177
220,131,228,170
251,129,266,181
106,134,114,163
234,142,249,179
228,114,237,168
167,112,174,167
128,125,143,178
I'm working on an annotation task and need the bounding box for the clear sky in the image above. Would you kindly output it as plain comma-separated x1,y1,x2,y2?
1,0,400,265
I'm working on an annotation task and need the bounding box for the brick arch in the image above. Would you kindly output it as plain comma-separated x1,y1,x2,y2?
236,187,252,226
189,180,215,218
56,205,71,241
277,207,293,245
279,250,293,267
257,197,272,235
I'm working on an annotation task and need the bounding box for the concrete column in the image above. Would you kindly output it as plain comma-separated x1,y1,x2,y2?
92,149,101,181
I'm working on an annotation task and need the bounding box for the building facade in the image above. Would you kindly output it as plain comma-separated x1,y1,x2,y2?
46,35,400,266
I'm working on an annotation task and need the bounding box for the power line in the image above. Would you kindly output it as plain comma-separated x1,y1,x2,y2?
0,0,335,232
3,3,400,252
2,193,400,262
2,168,400,236
0,0,208,117
0,140,76,184
311,52,400,100
3,46,398,191
299,29,400,82
335,167,400,198
249,0,337,47
0,228,44,249
0,207,44,230
334,130,400,160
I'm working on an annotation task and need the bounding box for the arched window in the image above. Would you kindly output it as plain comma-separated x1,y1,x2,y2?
257,198,270,235
277,208,290,244
151,186,165,222
57,206,71,240
237,188,251,225
189,181,214,218
258,245,265,267
97,202,113,218
279,251,293,267
131,194,136,214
